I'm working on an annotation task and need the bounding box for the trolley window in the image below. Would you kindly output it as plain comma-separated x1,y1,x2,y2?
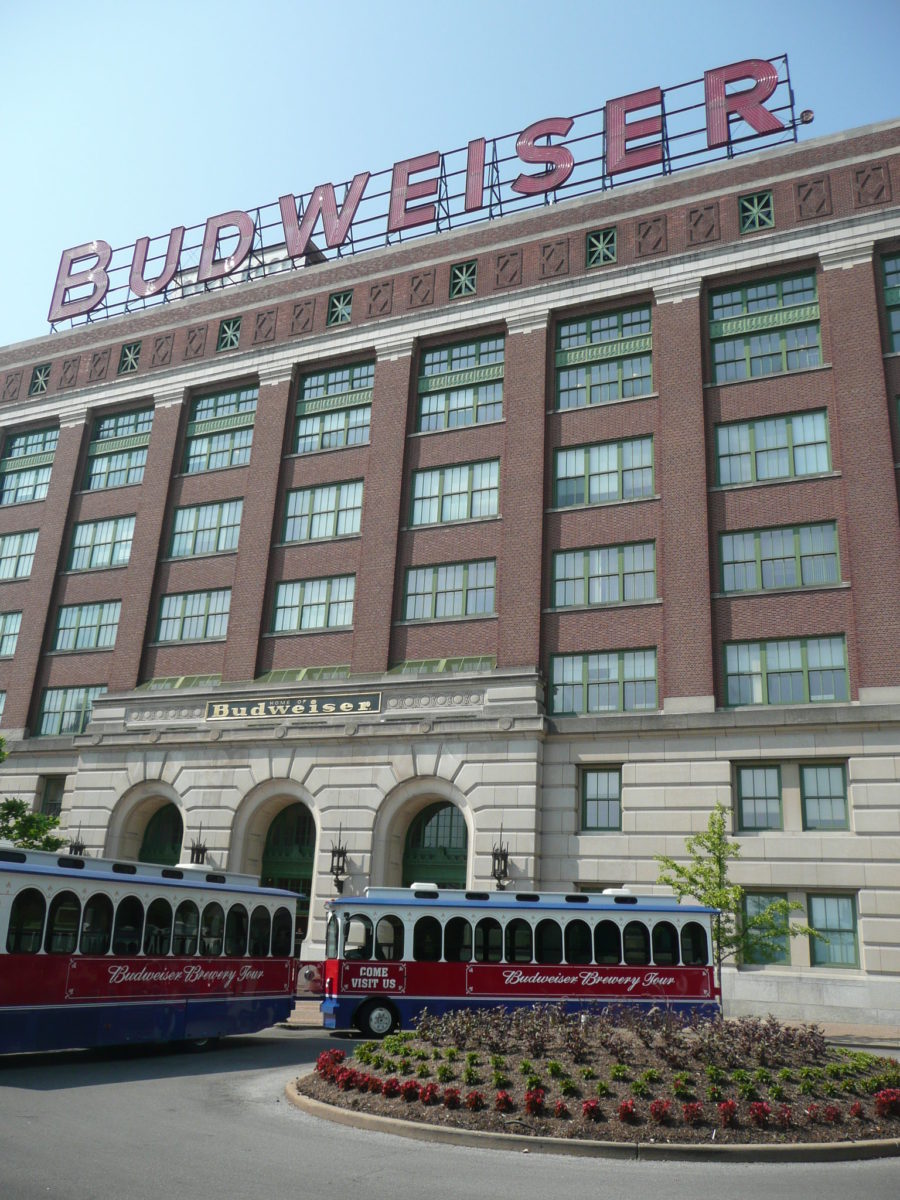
564,918,592,964
112,897,144,955
343,913,373,960
594,919,621,964
413,916,442,962
6,887,45,953
535,918,563,964
80,893,113,955
443,916,472,962
144,898,173,956
271,906,293,957
474,916,502,963
200,902,225,956
249,905,271,956
504,918,532,963
325,912,338,959
45,890,81,954
173,900,199,955
224,904,249,956
374,914,404,961
652,920,678,966
680,921,709,966
623,920,651,965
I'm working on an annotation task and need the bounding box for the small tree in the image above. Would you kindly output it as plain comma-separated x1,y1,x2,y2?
0,797,66,851
655,803,815,986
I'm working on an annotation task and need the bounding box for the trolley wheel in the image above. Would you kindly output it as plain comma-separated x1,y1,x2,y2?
356,1001,398,1038
184,1036,219,1052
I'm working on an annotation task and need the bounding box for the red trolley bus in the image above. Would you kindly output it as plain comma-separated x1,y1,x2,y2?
0,844,300,1053
321,885,720,1037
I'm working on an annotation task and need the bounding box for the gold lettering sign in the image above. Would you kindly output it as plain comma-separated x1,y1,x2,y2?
205,692,382,721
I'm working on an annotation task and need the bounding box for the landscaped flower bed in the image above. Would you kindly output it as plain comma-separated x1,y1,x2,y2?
297,1008,900,1145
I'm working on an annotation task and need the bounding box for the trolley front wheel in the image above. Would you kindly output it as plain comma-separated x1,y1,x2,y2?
356,1000,398,1038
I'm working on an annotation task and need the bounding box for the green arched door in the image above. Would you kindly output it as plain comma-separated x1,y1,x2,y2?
260,803,315,948
138,804,184,866
402,802,467,887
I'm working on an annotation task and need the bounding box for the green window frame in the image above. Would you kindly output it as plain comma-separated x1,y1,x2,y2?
326,290,353,326
581,768,621,831
449,260,477,298
0,691,5,724
736,765,782,830
37,685,106,736
0,529,38,580
724,636,848,706
256,665,350,684
586,227,617,267
117,341,141,374
29,364,51,396
295,361,373,454
403,559,496,621
709,273,820,383
552,541,655,607
283,481,362,542
416,336,504,432
883,254,900,352
410,460,498,526
738,190,774,234
0,610,22,657
85,407,153,491
549,649,657,715
184,387,257,474
139,674,223,691
157,589,231,642
742,892,790,965
801,763,848,830
170,500,243,557
1,426,58,506
69,515,135,571
715,409,830,486
556,306,652,409
808,893,858,967
388,656,496,675
216,317,241,351
53,601,121,652
720,522,839,592
272,575,355,633
553,437,653,507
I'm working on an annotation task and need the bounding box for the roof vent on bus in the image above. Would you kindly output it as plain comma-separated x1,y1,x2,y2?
465,891,490,901
413,889,439,900
409,882,437,890
112,862,137,874
161,868,184,879
205,873,226,884
0,848,26,863
565,894,589,903
515,893,540,903
57,856,85,869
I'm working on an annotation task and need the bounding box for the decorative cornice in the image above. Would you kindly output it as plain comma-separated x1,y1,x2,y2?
506,310,551,337
653,277,703,306
375,333,416,361
819,241,875,271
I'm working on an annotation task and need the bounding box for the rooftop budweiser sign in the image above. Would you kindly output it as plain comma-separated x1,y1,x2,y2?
49,56,796,328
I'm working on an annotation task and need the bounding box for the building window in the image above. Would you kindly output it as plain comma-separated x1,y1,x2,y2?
709,273,820,383
171,500,243,557
216,317,242,351
283,481,362,542
158,589,231,642
0,529,38,580
37,685,106,736
273,575,355,632
720,522,839,592
715,410,830,486
801,763,848,830
29,364,51,395
295,361,373,454
808,894,858,967
724,636,848,706
403,560,495,621
737,765,781,830
738,190,774,234
69,516,135,571
184,386,257,474
449,260,477,298
882,253,900,352
743,892,789,965
410,460,499,526
85,408,153,491
0,691,5,724
556,306,652,409
117,341,141,374
550,649,657,715
582,768,621,830
1,427,58,505
38,776,67,819
0,610,22,657
552,542,655,607
586,227,617,267
417,336,504,432
326,290,353,326
554,437,653,507
53,601,121,652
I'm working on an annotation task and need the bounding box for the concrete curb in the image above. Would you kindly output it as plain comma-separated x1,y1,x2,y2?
283,1083,900,1162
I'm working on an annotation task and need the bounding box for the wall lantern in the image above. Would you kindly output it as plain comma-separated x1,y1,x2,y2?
190,823,207,865
68,825,86,857
330,825,349,893
491,827,509,891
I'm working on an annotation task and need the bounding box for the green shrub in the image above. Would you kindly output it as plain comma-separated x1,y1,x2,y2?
595,1081,612,1098
610,1063,630,1081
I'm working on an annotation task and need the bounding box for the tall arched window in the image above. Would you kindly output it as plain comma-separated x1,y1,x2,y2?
260,803,315,946
138,803,183,866
402,802,467,887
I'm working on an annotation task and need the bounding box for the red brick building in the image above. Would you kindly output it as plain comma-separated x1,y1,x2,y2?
0,114,898,1026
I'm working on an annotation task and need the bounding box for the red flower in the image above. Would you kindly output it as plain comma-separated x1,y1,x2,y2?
554,1099,570,1119
382,1077,401,1098
420,1083,439,1105
776,1104,792,1129
618,1098,637,1123
874,1088,900,1117
465,1090,485,1111
682,1102,703,1126
494,1090,514,1113
582,1099,603,1122
649,1098,671,1124
849,1101,864,1119
524,1087,546,1116
443,1087,461,1109
823,1104,842,1125
400,1079,420,1102
749,1101,771,1127
718,1099,738,1127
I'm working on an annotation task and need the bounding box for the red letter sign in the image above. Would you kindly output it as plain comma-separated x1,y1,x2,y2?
47,241,112,323
196,211,255,282
606,87,663,175
388,152,441,233
704,59,784,149
279,173,370,260
129,227,185,298
511,117,575,196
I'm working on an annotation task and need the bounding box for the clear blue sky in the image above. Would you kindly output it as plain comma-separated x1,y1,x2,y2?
0,0,898,348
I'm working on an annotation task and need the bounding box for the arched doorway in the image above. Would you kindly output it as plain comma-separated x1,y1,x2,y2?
402,801,467,887
138,803,183,866
260,803,315,948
